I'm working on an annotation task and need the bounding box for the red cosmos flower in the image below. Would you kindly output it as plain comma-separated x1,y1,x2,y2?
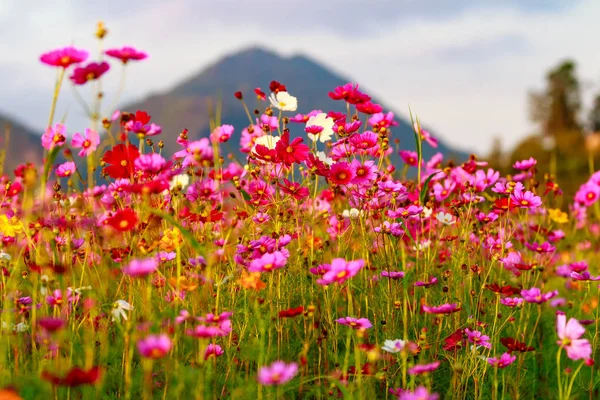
40,46,89,68
329,162,355,185
5,182,22,197
128,180,170,195
70,61,110,85
544,181,563,196
42,366,102,387
356,102,383,115
328,83,371,104
492,197,519,213
105,46,148,64
279,306,304,318
278,178,309,201
253,144,279,163
500,337,535,353
269,80,287,93
102,143,140,179
254,88,266,100
443,329,465,351
106,209,138,232
485,283,521,296
275,132,310,165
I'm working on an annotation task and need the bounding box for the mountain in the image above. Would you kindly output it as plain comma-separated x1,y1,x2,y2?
0,114,44,174
124,47,471,164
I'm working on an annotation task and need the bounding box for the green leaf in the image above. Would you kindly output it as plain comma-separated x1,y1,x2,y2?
420,171,441,205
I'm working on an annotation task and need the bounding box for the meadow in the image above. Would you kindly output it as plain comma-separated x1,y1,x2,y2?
1,28,600,400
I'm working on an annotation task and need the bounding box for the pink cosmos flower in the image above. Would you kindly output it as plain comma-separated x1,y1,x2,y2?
500,297,524,308
381,271,405,279
391,386,440,400
388,205,423,219
137,334,172,359
71,128,100,156
70,61,110,85
422,303,461,314
329,162,355,185
316,258,365,285
510,189,542,209
41,123,67,150
487,352,517,368
210,124,234,144
105,46,148,64
122,258,158,277
336,317,373,330
56,161,76,178
556,312,592,360
407,361,441,375
350,160,377,186
40,46,89,68
134,153,168,174
433,180,456,202
575,182,600,206
399,150,419,167
571,271,600,281
349,131,378,150
513,157,537,170
204,344,224,360
414,276,438,287
248,251,288,272
521,287,558,304
465,328,492,349
257,361,298,386
369,111,398,130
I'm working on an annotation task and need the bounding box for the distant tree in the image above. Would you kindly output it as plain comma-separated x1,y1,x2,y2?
528,60,582,137
589,94,600,132
486,136,506,173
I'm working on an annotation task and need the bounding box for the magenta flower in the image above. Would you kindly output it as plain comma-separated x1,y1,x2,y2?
414,276,438,288
381,271,405,279
40,46,88,68
407,361,441,375
571,271,600,281
257,361,298,386
329,162,355,185
510,188,542,209
422,303,461,315
122,258,158,277
105,46,148,64
521,287,559,304
391,386,440,400
71,128,100,156
316,258,365,285
210,124,234,143
70,61,110,85
399,150,419,167
336,317,373,330
134,153,168,174
465,328,492,349
248,251,288,272
56,162,76,178
556,312,592,360
41,123,67,150
204,344,224,360
137,334,172,359
487,352,517,368
500,297,524,308
513,157,537,170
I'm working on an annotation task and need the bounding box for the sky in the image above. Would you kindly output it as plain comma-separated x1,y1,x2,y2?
0,0,599,155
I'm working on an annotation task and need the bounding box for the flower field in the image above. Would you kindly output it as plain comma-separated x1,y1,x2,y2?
2,28,600,400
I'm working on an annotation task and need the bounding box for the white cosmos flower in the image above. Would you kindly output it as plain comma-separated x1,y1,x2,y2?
316,151,333,166
0,251,11,261
269,91,298,111
306,113,335,143
382,339,406,353
422,207,433,218
413,240,431,251
170,174,190,191
14,322,28,333
342,208,362,219
436,212,456,225
112,299,134,322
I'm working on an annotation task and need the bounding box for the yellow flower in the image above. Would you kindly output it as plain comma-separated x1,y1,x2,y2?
0,214,23,237
159,228,183,252
548,208,568,224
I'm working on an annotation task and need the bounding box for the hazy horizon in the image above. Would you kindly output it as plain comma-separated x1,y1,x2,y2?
1,0,599,155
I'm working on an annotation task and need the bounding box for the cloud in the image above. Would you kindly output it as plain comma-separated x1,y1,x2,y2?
0,0,597,154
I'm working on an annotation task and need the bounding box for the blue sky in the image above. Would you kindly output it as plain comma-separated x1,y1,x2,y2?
0,0,598,154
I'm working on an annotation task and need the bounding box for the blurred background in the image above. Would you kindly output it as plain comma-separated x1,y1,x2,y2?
0,0,599,199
